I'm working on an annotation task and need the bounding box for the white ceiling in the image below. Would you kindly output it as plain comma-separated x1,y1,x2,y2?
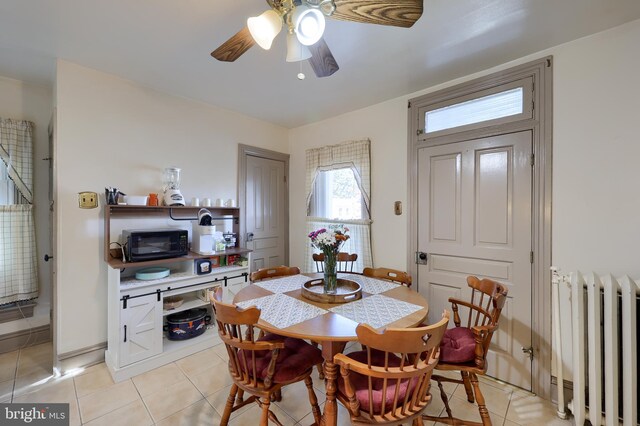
2,1,640,128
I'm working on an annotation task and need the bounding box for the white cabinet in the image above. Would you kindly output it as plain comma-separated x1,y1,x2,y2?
103,205,251,382
119,292,163,366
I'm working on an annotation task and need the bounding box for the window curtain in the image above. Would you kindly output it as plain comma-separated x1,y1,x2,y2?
304,139,373,273
0,118,38,305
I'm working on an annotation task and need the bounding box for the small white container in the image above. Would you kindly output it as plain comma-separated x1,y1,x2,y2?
124,195,148,206
192,224,216,254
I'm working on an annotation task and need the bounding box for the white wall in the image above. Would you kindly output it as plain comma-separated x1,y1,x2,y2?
0,75,53,335
289,19,640,377
54,60,288,355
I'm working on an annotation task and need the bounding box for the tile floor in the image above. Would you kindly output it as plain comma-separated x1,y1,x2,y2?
0,341,573,425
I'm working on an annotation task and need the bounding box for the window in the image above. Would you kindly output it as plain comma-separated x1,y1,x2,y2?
425,87,524,133
309,168,366,220
418,78,533,138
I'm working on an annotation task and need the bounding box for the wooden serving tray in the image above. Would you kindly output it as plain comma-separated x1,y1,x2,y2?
301,278,362,304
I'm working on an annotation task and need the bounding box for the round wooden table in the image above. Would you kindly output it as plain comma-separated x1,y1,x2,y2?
233,273,429,426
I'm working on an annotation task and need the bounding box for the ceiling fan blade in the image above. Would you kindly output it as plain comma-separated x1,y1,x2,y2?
331,0,423,28
211,27,256,62
308,38,339,78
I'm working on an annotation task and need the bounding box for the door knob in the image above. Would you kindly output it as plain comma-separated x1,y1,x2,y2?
44,254,53,262
246,232,254,242
416,252,428,265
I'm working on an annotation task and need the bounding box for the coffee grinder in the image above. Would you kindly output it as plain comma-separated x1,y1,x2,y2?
162,167,185,206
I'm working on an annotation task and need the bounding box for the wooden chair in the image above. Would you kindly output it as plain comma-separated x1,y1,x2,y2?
362,267,412,288
211,298,323,425
313,252,358,273
250,265,325,383
250,266,300,282
334,310,450,425
422,276,508,426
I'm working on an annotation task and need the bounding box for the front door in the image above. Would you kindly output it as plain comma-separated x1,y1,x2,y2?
245,154,287,271
417,131,533,390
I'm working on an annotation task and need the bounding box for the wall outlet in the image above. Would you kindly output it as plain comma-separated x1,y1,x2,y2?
78,191,98,209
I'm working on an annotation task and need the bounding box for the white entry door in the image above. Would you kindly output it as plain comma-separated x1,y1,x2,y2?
417,131,533,390
245,155,287,271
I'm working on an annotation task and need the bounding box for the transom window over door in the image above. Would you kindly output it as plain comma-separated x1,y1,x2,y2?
419,78,533,138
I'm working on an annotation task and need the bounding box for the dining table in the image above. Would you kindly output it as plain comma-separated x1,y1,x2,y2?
232,272,429,426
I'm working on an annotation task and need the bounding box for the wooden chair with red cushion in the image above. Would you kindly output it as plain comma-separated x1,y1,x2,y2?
211,298,323,426
334,310,450,425
362,267,412,288
313,252,358,273
422,276,508,426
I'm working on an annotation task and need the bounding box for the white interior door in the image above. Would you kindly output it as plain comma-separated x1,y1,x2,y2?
245,155,286,271
417,131,533,390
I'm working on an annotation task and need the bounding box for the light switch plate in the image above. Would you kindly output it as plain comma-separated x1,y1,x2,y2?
78,191,98,209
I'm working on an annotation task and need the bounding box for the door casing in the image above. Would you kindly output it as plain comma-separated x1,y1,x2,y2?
407,57,553,398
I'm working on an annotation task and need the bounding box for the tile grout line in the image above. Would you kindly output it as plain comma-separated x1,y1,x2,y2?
129,376,156,426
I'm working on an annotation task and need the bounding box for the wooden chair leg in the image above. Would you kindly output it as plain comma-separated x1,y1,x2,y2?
304,375,322,425
236,388,244,404
470,373,492,426
412,416,425,425
260,397,270,426
461,371,475,403
316,363,325,380
220,383,238,425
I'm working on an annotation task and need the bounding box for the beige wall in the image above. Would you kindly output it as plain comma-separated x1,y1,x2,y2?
0,76,53,335
290,17,640,277
289,19,640,376
54,60,288,354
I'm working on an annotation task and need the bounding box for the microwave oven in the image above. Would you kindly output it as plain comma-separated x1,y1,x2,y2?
123,228,188,262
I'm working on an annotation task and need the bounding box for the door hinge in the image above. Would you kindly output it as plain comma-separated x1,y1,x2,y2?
416,129,424,136
532,99,535,112
530,153,535,167
284,175,287,183
530,251,534,263
522,346,534,360
408,101,411,108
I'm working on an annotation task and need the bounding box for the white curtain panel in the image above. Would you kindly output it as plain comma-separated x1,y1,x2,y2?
305,217,373,273
305,139,371,216
0,118,38,304
0,205,38,304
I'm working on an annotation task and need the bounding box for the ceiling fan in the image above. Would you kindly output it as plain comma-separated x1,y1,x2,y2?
211,0,424,78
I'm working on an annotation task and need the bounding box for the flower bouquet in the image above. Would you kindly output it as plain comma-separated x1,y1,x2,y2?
308,225,350,294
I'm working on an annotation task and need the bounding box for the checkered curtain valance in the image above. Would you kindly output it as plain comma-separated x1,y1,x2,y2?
0,118,38,305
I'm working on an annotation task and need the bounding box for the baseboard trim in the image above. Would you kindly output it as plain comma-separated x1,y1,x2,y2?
56,342,106,374
0,324,51,353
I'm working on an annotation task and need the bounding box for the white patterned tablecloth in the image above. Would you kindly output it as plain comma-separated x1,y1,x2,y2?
338,273,400,295
254,274,311,293
236,293,327,329
329,294,424,329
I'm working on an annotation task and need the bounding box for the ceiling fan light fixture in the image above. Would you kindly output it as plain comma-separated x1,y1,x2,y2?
247,10,282,50
286,32,312,62
292,5,325,46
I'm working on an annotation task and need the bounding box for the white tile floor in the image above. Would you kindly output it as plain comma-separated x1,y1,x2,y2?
0,341,573,425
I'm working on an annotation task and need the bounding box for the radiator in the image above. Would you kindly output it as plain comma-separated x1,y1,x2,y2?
552,269,639,426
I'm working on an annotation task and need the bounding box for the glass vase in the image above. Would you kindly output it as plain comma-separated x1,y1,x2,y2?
323,251,338,294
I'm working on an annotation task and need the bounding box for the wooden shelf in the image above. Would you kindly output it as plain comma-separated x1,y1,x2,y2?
104,204,243,263
107,248,252,269
162,293,209,316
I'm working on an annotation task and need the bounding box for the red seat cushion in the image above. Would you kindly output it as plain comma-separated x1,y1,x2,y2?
439,327,476,363
338,350,418,414
238,333,323,383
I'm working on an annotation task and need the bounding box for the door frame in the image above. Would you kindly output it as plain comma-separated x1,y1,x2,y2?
237,144,290,266
407,57,553,398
